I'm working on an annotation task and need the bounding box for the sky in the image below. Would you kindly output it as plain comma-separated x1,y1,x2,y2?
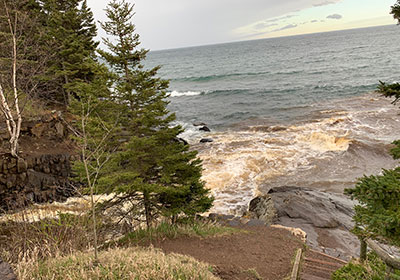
87,0,398,50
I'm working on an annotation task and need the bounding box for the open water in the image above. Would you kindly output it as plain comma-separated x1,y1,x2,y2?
146,25,400,214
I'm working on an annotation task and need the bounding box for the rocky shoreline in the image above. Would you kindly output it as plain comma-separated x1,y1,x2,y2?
210,185,359,260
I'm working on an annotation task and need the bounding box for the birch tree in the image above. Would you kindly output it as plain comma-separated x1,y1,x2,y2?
0,2,22,157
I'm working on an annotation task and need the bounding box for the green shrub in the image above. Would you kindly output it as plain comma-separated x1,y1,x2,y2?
332,253,400,280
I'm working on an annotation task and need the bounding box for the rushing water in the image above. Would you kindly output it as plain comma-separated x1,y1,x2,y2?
146,25,400,214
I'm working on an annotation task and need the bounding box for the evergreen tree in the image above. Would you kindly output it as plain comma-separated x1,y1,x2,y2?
38,0,99,106
98,0,213,227
345,1,400,247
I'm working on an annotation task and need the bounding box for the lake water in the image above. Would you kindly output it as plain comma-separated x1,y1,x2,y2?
146,25,400,214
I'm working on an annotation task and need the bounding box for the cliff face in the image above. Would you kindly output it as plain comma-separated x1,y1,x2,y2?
0,112,77,210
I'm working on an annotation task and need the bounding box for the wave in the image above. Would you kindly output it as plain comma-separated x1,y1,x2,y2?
169,91,202,97
173,71,270,82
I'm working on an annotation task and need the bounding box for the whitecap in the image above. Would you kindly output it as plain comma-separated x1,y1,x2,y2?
169,90,202,97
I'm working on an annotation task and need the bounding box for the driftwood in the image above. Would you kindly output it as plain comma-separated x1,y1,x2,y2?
366,239,400,270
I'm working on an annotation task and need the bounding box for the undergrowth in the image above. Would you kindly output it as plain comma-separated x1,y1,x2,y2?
332,252,400,280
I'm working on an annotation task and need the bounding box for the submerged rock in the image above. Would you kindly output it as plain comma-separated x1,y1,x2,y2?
0,258,16,280
200,138,213,143
199,126,211,132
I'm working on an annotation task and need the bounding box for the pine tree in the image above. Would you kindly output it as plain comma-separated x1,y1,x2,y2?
38,0,99,106
98,0,213,228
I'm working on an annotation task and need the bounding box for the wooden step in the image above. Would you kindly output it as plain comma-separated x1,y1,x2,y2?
305,257,343,268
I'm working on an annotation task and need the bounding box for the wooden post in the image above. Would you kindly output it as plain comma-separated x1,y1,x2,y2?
291,248,302,280
360,238,367,262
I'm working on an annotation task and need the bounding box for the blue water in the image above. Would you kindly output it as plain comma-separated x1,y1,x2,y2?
146,25,400,129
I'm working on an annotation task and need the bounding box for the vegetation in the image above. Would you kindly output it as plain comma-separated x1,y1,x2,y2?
345,0,400,247
332,253,400,280
17,247,220,280
95,0,213,228
0,0,214,278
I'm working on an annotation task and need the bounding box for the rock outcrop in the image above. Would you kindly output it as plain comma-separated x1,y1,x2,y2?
0,258,16,280
248,186,359,259
0,154,76,210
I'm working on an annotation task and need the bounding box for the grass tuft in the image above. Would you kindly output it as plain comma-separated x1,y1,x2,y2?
17,247,220,280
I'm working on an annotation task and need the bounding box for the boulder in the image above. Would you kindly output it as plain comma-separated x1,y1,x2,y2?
247,195,277,225
0,258,16,280
199,126,211,132
248,186,359,259
199,138,213,143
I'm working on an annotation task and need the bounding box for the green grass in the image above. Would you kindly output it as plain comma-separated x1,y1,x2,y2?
119,220,242,246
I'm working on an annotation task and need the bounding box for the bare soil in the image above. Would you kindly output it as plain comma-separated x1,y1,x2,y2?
153,225,303,280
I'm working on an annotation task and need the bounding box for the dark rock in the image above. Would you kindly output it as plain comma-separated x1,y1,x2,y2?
0,258,16,280
246,219,266,227
17,158,27,173
173,137,188,146
199,126,211,132
193,122,207,127
200,138,213,143
247,195,277,225
228,219,240,227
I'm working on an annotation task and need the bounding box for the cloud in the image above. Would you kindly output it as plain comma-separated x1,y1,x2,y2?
311,20,318,23
313,1,339,7
327,14,343,19
254,23,278,30
265,14,298,23
272,24,298,32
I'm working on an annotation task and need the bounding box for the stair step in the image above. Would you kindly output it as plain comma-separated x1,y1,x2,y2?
305,263,336,273
305,257,344,268
309,249,347,264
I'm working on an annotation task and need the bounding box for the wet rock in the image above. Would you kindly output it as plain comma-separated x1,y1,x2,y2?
200,138,213,143
247,195,277,225
0,258,16,280
199,126,211,132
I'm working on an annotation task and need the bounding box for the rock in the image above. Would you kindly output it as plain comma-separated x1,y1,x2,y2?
264,186,359,258
200,138,213,143
246,219,266,227
31,123,45,138
0,258,16,280
173,137,188,146
271,224,307,243
193,122,207,127
55,122,64,138
267,186,354,229
199,126,211,132
247,195,277,225
17,158,27,173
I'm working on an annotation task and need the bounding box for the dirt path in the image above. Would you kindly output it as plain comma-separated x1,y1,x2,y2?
153,225,303,280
